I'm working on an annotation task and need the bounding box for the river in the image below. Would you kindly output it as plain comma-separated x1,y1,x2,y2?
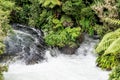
3,33,109,80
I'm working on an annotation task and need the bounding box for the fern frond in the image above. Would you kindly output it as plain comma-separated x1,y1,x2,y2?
105,37,120,55
96,39,116,53
39,0,61,8
103,18,120,25
115,28,120,32
96,31,120,53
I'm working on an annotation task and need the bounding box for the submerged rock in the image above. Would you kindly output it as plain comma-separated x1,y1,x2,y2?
59,45,79,55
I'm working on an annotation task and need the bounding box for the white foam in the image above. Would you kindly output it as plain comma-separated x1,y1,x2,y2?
4,52,109,80
4,35,109,80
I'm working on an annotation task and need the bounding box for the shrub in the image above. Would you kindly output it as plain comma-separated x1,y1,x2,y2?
45,27,81,47
0,0,14,79
92,0,120,36
95,28,120,70
109,65,120,80
10,0,97,48
0,65,8,80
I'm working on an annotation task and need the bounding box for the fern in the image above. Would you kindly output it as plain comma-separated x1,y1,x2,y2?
96,39,115,54
96,31,120,53
115,28,120,32
109,65,120,80
96,54,118,70
96,28,120,70
103,18,120,25
105,37,120,55
45,27,81,47
39,0,61,8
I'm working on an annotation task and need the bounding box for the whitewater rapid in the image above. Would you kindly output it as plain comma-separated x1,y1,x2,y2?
3,35,109,80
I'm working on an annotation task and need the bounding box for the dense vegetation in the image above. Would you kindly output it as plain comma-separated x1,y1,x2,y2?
10,0,96,47
0,0,14,79
10,0,120,47
94,0,120,79
96,29,120,70
0,0,120,80
109,65,120,80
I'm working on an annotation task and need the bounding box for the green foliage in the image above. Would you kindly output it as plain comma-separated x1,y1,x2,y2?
10,3,31,24
0,1,14,79
93,24,109,37
0,10,11,35
92,0,120,36
45,27,81,47
79,18,94,35
0,43,5,55
11,0,97,36
96,31,120,54
62,0,84,16
9,0,120,47
42,14,81,47
95,29,120,70
109,65,120,80
0,0,14,33
0,0,14,11
105,37,120,55
0,65,8,80
39,0,61,8
96,54,119,70
0,0,14,55
62,0,96,35
103,18,120,26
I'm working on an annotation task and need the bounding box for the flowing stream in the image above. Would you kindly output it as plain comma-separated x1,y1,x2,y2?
3,30,109,80
3,24,45,64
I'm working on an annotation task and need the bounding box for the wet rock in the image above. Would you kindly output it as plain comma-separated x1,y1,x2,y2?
59,34,84,55
59,45,79,55
90,35,100,39
3,24,46,64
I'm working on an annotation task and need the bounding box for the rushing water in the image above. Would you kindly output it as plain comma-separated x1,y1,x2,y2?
3,34,109,80
4,24,46,64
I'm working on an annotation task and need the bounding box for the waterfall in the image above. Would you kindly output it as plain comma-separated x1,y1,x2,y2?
3,24,46,64
3,31,109,80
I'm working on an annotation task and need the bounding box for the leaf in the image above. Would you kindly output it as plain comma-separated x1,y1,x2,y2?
103,18,120,25
39,0,61,8
52,19,60,24
43,0,50,7
51,0,61,6
105,37,120,55
96,31,120,53
96,39,116,53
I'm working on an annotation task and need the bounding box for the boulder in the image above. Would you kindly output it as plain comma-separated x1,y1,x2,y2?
59,34,84,55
